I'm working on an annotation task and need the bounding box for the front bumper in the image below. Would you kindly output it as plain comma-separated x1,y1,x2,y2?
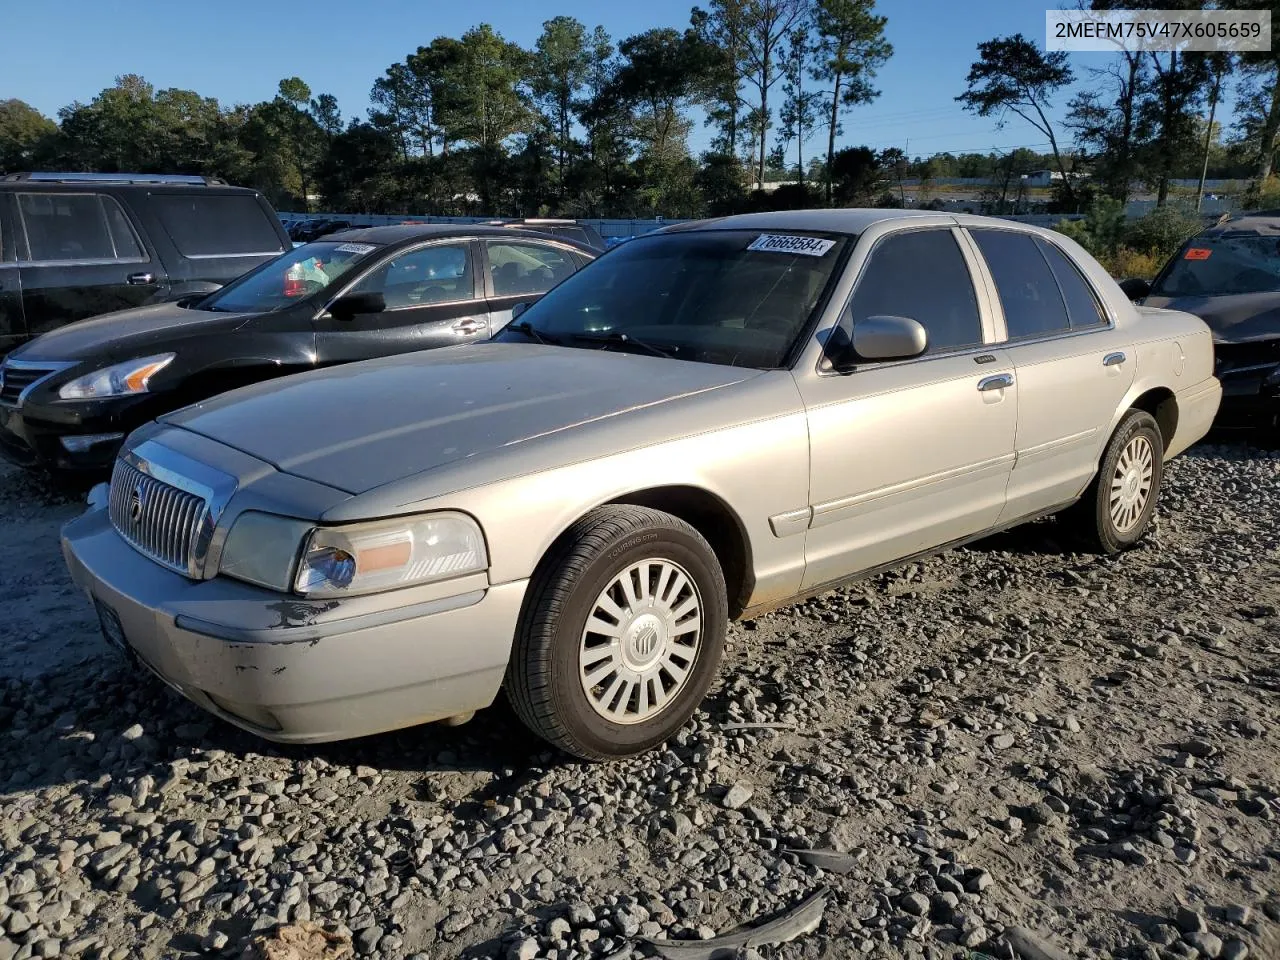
61,505,527,743
0,397,140,473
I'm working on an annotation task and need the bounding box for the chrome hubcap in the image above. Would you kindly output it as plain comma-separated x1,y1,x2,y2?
1109,435,1155,533
579,558,702,725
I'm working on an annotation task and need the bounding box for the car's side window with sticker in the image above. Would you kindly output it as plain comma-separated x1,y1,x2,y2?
849,229,983,354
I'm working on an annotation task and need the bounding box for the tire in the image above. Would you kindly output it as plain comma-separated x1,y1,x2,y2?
505,505,728,761
1066,409,1164,554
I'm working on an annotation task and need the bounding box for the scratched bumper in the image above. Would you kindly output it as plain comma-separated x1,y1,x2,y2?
60,505,527,743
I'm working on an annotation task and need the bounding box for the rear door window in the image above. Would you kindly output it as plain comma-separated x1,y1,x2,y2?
1037,238,1107,328
151,194,286,258
970,229,1070,340
486,241,577,297
17,193,145,262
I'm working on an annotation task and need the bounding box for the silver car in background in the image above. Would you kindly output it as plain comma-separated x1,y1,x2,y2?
61,210,1221,761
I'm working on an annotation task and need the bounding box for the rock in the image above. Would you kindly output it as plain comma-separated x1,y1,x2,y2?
1221,940,1249,960
989,733,1016,750
1024,802,1060,826
509,937,539,960
1004,925,1072,960
120,723,144,741
201,930,229,951
1225,905,1251,925
1184,931,1223,958
546,917,571,941
355,925,383,955
1179,739,1215,758
1176,907,1208,934
900,893,930,917
723,781,754,810
966,870,993,893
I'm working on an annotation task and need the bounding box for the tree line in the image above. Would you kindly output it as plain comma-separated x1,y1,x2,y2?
0,0,1277,219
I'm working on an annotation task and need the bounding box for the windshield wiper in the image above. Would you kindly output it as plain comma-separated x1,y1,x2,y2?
506,319,562,346
571,330,677,360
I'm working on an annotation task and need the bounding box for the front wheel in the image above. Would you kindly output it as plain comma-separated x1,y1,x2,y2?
505,505,728,761
1066,409,1164,554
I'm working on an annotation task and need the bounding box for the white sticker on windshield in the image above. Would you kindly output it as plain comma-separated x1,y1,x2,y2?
747,234,836,257
333,242,375,255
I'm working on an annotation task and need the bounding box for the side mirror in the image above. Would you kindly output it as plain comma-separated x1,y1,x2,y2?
1118,277,1151,301
511,301,532,321
850,315,929,362
329,290,386,320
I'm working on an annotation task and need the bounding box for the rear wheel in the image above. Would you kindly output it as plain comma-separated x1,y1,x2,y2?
505,505,727,761
1066,409,1164,554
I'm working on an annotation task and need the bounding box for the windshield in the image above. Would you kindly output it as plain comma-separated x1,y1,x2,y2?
198,240,380,313
1151,232,1280,298
494,229,849,368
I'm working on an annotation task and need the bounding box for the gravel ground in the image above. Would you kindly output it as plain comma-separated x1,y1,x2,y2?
1,440,1278,960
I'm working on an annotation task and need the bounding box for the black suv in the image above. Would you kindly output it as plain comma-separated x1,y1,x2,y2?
0,172,291,355
0,224,595,473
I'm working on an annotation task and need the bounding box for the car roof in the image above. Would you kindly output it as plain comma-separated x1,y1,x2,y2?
0,179,264,197
323,223,598,253
1198,211,1280,238
663,208,968,236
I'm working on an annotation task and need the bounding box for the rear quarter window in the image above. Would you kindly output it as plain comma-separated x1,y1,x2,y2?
152,194,286,258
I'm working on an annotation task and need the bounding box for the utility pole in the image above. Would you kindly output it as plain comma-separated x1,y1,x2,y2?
1196,57,1227,212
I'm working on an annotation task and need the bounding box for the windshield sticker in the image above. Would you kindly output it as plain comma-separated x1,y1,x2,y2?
747,234,836,257
333,242,376,255
1184,247,1212,260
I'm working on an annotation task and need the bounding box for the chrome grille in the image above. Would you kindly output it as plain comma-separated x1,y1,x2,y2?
108,458,209,576
0,362,61,406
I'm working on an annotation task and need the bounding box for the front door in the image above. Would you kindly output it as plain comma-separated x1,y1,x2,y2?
795,226,1018,591
314,240,491,363
482,238,582,332
964,228,1136,522
14,191,166,337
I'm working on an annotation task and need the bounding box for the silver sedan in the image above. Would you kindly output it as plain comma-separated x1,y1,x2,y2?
61,210,1221,760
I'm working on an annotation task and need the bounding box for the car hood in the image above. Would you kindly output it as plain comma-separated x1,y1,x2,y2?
11,301,256,362
161,343,761,494
1144,291,1280,344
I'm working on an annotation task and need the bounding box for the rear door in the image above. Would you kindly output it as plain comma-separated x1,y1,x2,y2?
964,227,1135,522
14,190,165,337
482,238,582,332
0,194,25,353
314,239,490,362
144,191,289,289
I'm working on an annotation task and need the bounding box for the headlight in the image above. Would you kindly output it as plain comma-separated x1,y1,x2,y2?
58,353,175,400
217,510,488,597
294,512,487,597
218,512,316,591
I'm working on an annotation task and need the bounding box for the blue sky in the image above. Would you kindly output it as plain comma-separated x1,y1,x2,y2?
0,0,1206,160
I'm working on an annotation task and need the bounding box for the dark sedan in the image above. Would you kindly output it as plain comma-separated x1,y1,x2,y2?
0,224,595,474
1125,210,1280,434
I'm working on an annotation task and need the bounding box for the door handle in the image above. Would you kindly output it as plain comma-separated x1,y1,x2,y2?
452,317,487,335
1103,351,1126,367
977,373,1014,392
126,272,156,286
